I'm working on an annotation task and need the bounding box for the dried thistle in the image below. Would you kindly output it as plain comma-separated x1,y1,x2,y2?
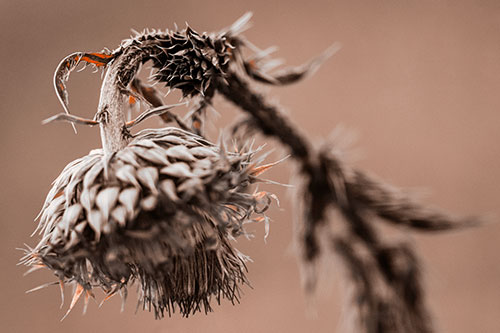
21,14,282,319
22,126,277,318
23,12,480,331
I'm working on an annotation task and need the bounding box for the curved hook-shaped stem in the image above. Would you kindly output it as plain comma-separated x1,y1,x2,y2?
125,102,188,129
53,52,115,133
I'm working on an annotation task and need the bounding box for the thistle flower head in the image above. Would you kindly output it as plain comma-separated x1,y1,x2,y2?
22,127,275,318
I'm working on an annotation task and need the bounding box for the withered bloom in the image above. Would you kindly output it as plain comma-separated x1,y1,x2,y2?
22,126,275,318
22,13,477,331
21,14,280,319
23,125,276,318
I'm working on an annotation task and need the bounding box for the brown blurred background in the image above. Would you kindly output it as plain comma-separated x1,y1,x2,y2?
1,0,499,332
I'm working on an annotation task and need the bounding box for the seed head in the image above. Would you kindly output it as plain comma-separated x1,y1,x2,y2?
22,127,275,318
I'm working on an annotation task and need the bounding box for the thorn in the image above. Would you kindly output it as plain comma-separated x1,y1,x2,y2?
26,281,59,294
253,191,268,200
250,155,290,176
82,290,93,315
22,264,45,276
99,290,117,308
61,284,84,321
59,280,65,309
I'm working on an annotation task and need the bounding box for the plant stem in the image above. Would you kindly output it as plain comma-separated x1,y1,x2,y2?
96,50,142,155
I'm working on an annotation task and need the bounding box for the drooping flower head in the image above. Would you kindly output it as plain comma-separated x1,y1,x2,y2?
22,13,281,319
22,126,277,318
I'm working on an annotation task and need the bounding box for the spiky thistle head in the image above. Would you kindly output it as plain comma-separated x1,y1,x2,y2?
22,126,277,318
23,12,331,321
25,15,285,319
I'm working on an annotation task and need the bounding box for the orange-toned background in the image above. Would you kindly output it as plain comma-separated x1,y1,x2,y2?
1,1,499,332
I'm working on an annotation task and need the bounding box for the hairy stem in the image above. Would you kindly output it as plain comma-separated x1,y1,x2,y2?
96,49,146,155
217,72,313,166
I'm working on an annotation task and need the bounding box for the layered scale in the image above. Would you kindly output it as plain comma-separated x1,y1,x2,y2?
23,127,273,318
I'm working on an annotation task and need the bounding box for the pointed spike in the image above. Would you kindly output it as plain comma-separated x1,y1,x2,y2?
99,290,117,308
80,184,100,213
120,288,127,313
221,12,253,37
61,284,84,321
116,150,141,168
23,264,45,276
59,280,65,309
250,155,290,176
63,230,80,251
132,146,169,165
26,281,59,294
189,146,218,158
82,290,92,315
